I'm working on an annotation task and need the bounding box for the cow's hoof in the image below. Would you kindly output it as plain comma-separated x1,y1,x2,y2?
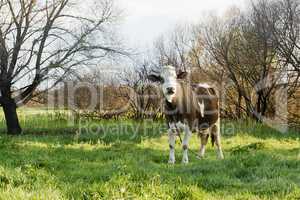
218,155,225,160
182,159,189,164
217,152,224,160
168,160,175,164
196,155,204,160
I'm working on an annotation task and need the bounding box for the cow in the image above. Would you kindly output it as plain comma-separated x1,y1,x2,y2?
148,65,224,164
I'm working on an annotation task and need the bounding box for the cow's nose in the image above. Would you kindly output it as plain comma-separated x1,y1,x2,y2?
166,87,175,95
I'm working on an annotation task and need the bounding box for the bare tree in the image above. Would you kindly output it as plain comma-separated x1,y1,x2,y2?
201,14,251,118
154,25,194,72
265,0,300,95
119,61,161,119
201,1,293,121
270,0,300,74
0,0,125,134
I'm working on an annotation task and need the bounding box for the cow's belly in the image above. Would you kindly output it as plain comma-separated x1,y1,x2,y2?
166,111,218,132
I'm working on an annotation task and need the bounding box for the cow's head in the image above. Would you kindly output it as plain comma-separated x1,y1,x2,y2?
148,65,188,103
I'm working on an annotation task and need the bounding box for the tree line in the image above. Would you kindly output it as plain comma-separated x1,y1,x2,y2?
119,0,299,124
0,0,299,134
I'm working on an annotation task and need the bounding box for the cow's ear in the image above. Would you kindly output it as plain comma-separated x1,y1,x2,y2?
148,74,163,83
177,71,188,79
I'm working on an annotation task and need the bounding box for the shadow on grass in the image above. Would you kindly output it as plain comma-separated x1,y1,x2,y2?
0,133,299,199
0,120,167,146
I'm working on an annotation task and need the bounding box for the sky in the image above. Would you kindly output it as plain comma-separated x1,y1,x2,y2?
117,0,245,49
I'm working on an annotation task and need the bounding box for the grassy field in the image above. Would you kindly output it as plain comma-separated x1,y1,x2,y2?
0,108,299,200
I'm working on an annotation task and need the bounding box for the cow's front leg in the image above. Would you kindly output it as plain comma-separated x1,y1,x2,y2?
182,126,191,164
212,119,224,160
168,129,176,164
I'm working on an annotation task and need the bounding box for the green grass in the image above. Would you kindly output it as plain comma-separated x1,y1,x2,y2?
0,109,299,199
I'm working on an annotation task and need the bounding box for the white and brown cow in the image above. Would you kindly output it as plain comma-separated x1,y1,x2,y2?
148,65,224,164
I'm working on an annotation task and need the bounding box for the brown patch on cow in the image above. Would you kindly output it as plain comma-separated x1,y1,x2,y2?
165,81,219,132
183,145,188,150
169,145,174,149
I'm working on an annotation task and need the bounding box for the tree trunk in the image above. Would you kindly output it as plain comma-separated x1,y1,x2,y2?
236,93,242,118
261,98,268,117
243,96,260,122
255,91,264,122
256,91,263,113
2,99,22,135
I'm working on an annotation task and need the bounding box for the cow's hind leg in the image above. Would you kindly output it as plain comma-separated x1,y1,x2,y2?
168,128,176,164
211,119,224,159
197,130,209,159
182,125,192,164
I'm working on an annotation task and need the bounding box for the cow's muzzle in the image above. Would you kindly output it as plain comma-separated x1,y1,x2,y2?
166,87,175,95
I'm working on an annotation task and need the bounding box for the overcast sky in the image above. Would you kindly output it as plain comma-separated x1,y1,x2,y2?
117,0,245,49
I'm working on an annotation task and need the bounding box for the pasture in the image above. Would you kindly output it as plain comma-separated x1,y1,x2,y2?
0,109,299,200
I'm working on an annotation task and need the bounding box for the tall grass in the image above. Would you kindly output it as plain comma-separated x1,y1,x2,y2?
0,108,299,200
0,108,74,134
